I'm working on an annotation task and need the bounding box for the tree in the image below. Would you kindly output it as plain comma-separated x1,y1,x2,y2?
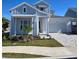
22,25,32,35
2,17,9,40
2,17,9,32
22,24,32,41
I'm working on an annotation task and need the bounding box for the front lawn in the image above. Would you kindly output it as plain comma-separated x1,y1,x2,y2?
2,38,63,47
3,53,48,58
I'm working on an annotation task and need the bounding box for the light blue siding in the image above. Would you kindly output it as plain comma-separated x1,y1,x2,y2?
10,17,15,35
12,4,36,15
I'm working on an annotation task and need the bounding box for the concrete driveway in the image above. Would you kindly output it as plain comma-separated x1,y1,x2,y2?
49,33,77,48
49,33,77,55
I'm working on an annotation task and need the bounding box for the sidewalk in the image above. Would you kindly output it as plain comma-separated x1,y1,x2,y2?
2,46,76,59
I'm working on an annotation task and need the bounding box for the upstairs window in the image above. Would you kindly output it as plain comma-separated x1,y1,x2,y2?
40,7,44,11
23,7,26,12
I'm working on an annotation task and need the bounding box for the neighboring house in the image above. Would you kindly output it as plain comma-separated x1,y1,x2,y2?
65,8,77,18
65,8,77,34
10,0,77,36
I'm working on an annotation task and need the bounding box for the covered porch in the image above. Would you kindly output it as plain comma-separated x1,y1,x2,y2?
10,15,34,35
10,15,49,36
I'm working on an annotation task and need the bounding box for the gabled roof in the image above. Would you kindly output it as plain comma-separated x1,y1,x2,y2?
64,8,77,17
34,0,49,6
10,2,49,15
68,8,77,12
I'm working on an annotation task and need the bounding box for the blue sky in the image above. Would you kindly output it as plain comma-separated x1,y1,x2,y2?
2,0,77,20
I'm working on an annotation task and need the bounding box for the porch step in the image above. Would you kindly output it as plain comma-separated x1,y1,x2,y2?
39,34,51,39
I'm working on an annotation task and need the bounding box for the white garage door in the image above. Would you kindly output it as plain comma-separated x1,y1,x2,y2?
49,18,67,33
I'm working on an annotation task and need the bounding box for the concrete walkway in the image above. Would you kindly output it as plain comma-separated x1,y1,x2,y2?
2,46,76,59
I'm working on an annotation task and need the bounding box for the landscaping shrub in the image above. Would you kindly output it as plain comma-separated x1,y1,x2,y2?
37,35,41,40
29,35,33,40
33,35,41,40
10,35,18,42
2,33,10,41
42,37,45,40
18,36,24,41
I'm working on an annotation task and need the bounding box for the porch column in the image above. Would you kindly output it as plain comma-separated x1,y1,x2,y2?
36,12,39,35
47,17,49,35
14,17,16,35
47,6,50,35
10,16,14,36
32,12,39,36
43,17,48,34
32,17,33,35
37,17,39,35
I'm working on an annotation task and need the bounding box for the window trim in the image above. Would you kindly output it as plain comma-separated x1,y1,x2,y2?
23,6,27,13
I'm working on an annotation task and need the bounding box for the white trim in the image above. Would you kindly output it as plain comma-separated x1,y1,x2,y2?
38,16,47,17
12,14,35,17
10,2,49,15
22,6,27,13
34,0,49,6
12,14,48,17
10,2,26,11
37,5,47,7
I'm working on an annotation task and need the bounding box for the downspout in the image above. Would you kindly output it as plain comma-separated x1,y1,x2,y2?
47,6,50,35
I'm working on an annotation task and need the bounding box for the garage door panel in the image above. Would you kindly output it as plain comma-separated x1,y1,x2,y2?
49,19,67,33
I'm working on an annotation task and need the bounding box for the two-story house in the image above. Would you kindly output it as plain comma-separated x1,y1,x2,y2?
10,1,50,36
10,0,77,36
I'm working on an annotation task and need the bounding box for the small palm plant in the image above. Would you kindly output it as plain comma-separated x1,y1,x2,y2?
22,24,32,41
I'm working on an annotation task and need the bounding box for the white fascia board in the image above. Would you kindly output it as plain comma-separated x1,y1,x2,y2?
10,2,49,15
10,2,26,11
38,16,48,17
34,0,49,6
38,5,47,7
12,14,35,17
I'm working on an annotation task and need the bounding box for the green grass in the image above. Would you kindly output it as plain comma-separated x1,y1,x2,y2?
3,53,48,58
2,39,63,47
